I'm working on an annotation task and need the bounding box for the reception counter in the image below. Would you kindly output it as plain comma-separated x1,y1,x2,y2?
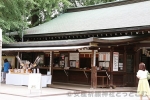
6,73,52,87
38,67,127,86
52,67,110,85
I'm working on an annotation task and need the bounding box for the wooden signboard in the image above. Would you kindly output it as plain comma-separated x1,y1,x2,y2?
69,53,79,60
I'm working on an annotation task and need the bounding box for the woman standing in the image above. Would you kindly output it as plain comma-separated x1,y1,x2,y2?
137,62,150,100
3,59,11,83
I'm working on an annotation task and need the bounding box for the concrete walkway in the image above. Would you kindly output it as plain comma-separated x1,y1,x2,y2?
0,84,72,97
48,82,137,92
0,83,137,98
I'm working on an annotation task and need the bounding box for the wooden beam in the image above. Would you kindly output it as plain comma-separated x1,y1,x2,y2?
91,50,97,89
91,66,97,89
136,43,150,47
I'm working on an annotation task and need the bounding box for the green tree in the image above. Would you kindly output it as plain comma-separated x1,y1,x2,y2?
0,0,71,43
0,0,35,43
29,0,71,27
0,0,117,43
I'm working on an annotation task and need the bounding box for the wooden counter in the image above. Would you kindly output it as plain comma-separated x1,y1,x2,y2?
39,67,132,86
52,67,111,85
52,67,90,84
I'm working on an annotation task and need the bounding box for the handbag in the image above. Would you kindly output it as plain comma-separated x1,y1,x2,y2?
147,72,150,80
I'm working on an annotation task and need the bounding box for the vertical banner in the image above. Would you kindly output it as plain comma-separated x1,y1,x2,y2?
113,52,119,71
0,28,2,82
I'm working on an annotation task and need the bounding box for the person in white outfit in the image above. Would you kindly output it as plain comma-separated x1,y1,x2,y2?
136,62,150,100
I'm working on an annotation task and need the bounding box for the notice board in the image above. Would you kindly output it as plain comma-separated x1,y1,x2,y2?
28,73,42,90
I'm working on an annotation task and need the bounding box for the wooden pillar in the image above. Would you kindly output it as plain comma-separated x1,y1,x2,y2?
17,52,20,69
123,46,127,86
134,47,141,86
110,47,114,85
49,51,53,84
91,50,97,89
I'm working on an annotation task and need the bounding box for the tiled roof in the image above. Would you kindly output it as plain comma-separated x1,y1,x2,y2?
24,0,150,35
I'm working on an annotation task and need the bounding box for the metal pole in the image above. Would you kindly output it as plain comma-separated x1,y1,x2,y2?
0,28,2,83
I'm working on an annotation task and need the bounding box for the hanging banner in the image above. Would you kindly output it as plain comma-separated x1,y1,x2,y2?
113,52,119,71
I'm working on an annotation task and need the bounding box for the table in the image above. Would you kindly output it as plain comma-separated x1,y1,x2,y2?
6,73,51,87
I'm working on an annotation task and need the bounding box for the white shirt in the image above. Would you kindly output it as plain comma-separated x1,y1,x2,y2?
136,70,148,79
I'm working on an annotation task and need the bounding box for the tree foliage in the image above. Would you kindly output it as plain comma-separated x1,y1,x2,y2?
0,0,35,32
0,0,71,43
29,0,72,27
0,0,35,43
0,0,117,43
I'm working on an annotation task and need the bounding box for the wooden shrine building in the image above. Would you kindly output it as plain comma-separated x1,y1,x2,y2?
2,0,150,88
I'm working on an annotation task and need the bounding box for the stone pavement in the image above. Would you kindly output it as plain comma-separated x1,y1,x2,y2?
0,93,141,100
0,83,71,97
0,83,137,96
0,83,145,100
48,83,137,92
0,91,149,100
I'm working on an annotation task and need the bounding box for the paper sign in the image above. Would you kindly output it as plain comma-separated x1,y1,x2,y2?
113,52,119,71
99,52,110,61
69,53,79,60
28,74,42,90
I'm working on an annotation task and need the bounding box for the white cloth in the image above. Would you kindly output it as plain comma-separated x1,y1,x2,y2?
136,70,148,79
6,73,52,87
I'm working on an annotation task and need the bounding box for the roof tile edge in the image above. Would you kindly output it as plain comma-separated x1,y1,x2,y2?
66,0,149,12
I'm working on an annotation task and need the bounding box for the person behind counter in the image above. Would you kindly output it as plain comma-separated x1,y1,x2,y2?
3,59,11,83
